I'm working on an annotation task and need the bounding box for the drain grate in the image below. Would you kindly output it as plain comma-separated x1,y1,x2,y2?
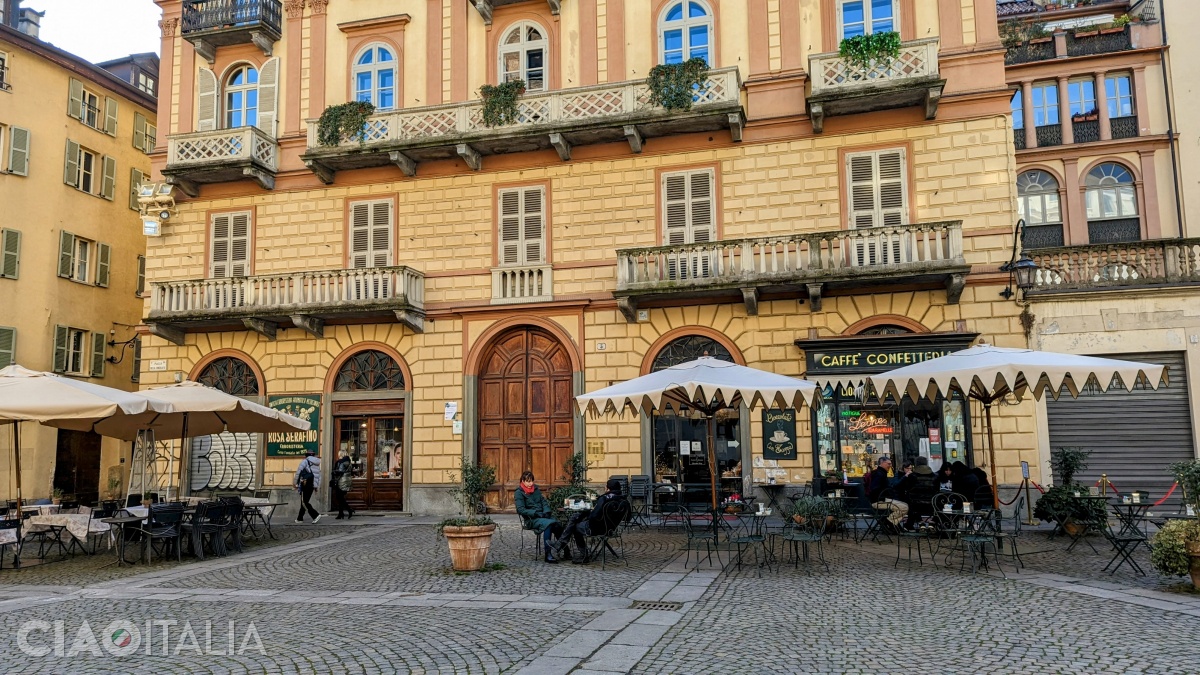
631,600,683,611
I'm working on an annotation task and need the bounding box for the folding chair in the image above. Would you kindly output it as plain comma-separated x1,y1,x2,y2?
627,475,652,529
782,501,830,573
584,498,631,570
138,503,185,564
1102,518,1147,576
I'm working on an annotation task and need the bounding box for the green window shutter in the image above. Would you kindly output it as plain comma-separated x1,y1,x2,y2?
133,112,146,151
68,78,84,120
1,229,19,279
96,243,111,287
136,255,146,296
129,168,144,210
63,139,79,187
0,327,15,368
52,325,68,373
8,127,29,176
100,156,117,200
104,97,118,136
130,337,141,383
90,332,106,378
57,231,75,278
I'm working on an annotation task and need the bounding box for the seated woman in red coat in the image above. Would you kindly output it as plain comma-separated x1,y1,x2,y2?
514,471,565,564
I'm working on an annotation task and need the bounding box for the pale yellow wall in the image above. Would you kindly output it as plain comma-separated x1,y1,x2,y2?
0,36,155,502
1164,0,1200,237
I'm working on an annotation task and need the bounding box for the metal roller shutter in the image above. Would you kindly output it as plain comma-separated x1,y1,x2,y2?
1046,351,1193,507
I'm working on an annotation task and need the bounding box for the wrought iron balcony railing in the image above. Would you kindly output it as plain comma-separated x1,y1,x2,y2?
1029,238,1200,294
1088,218,1143,244
181,0,282,61
1111,116,1139,139
1035,124,1062,147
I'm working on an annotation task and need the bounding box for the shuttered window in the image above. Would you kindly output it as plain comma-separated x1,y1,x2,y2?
7,126,29,176
210,212,251,278
90,332,107,378
0,327,14,368
130,338,142,383
100,156,116,200
197,67,218,132
662,169,715,246
133,113,156,154
497,187,545,266
103,97,118,136
846,148,907,229
0,228,19,279
348,199,393,268
136,255,146,296
53,326,88,375
129,168,145,210
96,243,111,288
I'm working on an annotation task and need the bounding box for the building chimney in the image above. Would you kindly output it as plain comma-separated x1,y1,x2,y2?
17,6,43,38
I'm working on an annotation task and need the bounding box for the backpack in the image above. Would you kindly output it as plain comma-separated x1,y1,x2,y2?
298,459,314,487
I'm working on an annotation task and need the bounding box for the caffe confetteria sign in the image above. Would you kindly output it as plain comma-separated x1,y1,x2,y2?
762,408,797,460
266,394,321,457
807,348,956,373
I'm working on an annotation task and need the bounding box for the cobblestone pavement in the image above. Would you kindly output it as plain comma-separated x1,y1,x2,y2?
0,516,1198,674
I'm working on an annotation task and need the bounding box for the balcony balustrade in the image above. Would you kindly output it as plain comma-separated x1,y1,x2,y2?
301,67,744,182
1072,119,1101,144
181,0,282,62
1088,218,1143,244
163,126,278,195
806,38,943,133
614,221,967,320
146,266,425,343
1028,238,1200,294
1035,124,1062,147
491,265,553,305
1111,116,1139,139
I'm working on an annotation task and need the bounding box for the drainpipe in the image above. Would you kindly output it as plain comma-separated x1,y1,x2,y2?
1157,0,1186,237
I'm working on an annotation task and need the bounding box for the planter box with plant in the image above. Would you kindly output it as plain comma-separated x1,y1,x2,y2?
141,492,153,508
437,461,497,571
1150,519,1200,589
647,57,710,112
1033,447,1107,532
479,79,526,128
838,31,902,72
51,488,63,506
1170,459,1200,513
316,101,376,147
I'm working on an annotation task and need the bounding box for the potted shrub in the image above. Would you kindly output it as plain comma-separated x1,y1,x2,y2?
1150,519,1200,590
141,491,153,508
437,461,497,571
548,453,595,519
1170,460,1200,513
1034,447,1104,534
647,57,710,112
787,496,830,525
1101,16,1129,34
316,100,376,147
51,488,63,506
479,79,526,128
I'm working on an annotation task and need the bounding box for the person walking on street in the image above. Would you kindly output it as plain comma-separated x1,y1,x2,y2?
294,449,322,524
330,450,355,520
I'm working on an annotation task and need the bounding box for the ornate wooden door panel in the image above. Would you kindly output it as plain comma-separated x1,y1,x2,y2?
478,327,574,510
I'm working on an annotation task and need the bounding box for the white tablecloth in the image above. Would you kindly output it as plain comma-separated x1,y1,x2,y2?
125,506,148,519
0,529,17,546
26,514,109,543
20,505,60,515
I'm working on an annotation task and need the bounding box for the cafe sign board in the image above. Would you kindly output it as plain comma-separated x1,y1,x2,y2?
796,333,979,376
762,408,798,460
266,394,321,457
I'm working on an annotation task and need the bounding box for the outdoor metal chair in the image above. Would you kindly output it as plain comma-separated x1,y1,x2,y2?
0,518,20,570
782,501,829,573
679,506,721,569
183,501,228,559
584,498,631,570
138,503,185,564
930,492,970,560
627,475,652,529
1101,515,1147,576
518,513,544,560
219,497,245,554
727,511,773,575
862,489,900,545
895,514,935,568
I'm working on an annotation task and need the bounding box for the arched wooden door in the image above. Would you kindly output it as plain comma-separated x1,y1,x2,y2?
478,327,574,510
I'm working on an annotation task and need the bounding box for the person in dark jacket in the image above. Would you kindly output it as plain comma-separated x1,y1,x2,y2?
867,456,893,503
555,479,626,564
898,456,938,529
330,450,355,520
293,450,321,524
951,461,979,503
514,471,564,564
935,462,955,492
971,466,994,508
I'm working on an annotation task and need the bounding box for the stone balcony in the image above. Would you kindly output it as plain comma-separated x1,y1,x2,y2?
300,67,744,182
491,264,553,305
163,126,278,196
1027,238,1200,295
181,0,282,62
806,38,943,133
145,267,425,344
613,221,967,321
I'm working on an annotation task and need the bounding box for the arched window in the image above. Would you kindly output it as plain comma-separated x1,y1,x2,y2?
659,1,713,65
1085,162,1140,243
499,21,547,92
651,335,733,372
334,350,405,391
857,324,912,336
197,356,260,396
225,65,258,129
353,44,397,110
1018,170,1063,247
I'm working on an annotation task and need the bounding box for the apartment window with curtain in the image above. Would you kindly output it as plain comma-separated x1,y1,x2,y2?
1068,78,1099,143
1105,73,1137,139
1017,170,1063,248
1085,162,1140,243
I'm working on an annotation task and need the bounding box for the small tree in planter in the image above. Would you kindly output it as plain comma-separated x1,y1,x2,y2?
1150,519,1200,590
437,461,497,571
1034,447,1104,533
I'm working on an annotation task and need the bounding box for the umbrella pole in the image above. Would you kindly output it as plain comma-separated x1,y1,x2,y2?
177,415,189,498
984,402,1000,511
12,422,22,511
707,415,718,513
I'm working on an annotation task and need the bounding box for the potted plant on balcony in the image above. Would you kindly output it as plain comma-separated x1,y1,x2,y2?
51,488,63,506
437,461,497,571
1072,108,1099,123
1073,25,1100,38
1102,15,1130,33
838,30,902,72
480,79,526,128
1150,518,1200,590
647,57,710,112
316,101,376,147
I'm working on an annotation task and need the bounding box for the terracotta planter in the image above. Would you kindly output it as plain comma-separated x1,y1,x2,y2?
1063,520,1085,537
1030,37,1053,44
1190,555,1200,591
1100,27,1124,34
443,524,497,571
1074,31,1098,38
51,499,61,506
141,499,152,508
792,515,805,524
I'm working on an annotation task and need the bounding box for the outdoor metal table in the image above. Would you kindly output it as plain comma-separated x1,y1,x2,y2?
101,515,146,567
725,512,776,574
755,483,788,514
935,509,997,575
1108,500,1153,539
240,498,285,540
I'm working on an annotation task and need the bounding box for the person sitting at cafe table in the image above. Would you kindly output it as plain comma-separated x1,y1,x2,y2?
896,456,938,530
868,456,908,528
935,462,955,492
514,471,565,564
971,466,994,508
951,461,980,501
555,479,625,564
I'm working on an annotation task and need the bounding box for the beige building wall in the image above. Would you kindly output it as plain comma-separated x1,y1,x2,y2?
1164,0,1199,237
0,28,156,504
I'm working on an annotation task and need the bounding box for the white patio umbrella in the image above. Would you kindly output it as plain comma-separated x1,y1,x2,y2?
576,357,821,510
0,364,174,510
866,344,1168,508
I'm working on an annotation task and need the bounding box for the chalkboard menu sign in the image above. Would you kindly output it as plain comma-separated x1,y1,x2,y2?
762,408,797,460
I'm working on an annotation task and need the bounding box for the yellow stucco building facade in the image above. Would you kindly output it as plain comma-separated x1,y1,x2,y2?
143,0,1044,515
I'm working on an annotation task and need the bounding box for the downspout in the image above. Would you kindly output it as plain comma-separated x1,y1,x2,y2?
1157,0,1186,236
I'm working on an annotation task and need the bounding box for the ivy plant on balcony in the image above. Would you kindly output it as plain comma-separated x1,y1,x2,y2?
647,57,709,112
480,79,526,128
317,101,376,147
838,30,902,71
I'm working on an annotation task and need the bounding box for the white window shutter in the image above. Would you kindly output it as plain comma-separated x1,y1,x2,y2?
522,187,544,264
370,201,392,267
0,228,20,279
133,113,147,152
197,68,218,131
210,214,231,278
68,78,83,120
104,97,118,136
96,243,111,287
63,139,79,187
688,170,714,243
498,190,522,265
349,202,370,268
847,152,878,229
0,326,14,368
129,168,144,210
100,156,117,200
878,149,907,227
8,127,29,176
662,173,689,246
52,325,68,373
90,332,106,378
230,213,250,277
256,57,280,137
58,231,75,278
662,170,716,279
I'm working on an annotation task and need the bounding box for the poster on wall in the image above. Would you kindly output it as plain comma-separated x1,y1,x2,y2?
266,394,321,457
762,408,798,460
